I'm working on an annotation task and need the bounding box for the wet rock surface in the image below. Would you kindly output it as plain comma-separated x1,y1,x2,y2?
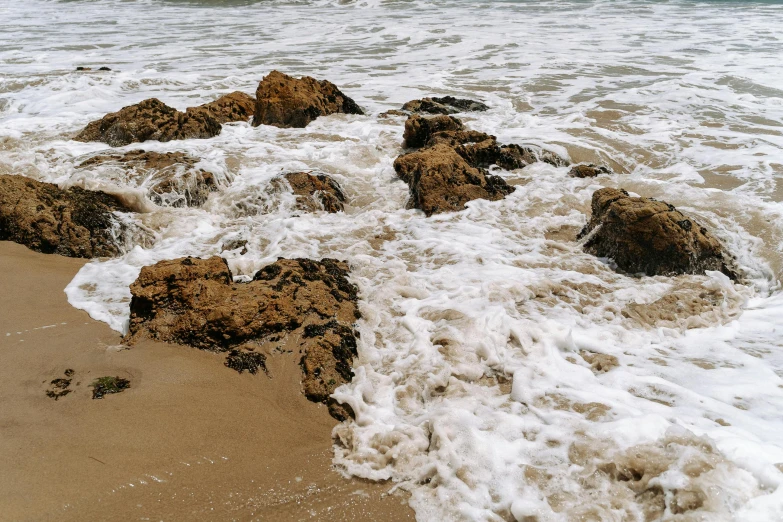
253,70,363,128
578,188,737,278
0,174,130,258
74,98,222,146
127,256,361,419
79,150,218,207
393,143,513,216
282,171,346,213
193,91,256,124
402,96,489,114
403,114,464,149
569,163,612,178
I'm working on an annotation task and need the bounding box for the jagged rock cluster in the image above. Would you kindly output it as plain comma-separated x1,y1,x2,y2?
392,110,567,215
127,255,360,420
0,71,742,421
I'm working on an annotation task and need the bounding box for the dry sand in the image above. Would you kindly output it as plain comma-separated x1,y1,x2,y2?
0,241,414,521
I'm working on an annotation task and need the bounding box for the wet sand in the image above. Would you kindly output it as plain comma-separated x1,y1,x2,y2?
0,241,413,521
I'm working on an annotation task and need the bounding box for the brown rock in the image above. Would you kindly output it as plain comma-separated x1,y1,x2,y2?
282,172,345,213
403,114,464,148
402,96,489,114
393,144,513,216
79,150,218,207
253,70,363,128
569,164,612,178
0,174,130,258
127,256,361,419
405,115,568,168
578,188,737,278
193,91,256,124
73,98,222,147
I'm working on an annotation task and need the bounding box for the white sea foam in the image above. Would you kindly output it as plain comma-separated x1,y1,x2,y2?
2,0,783,519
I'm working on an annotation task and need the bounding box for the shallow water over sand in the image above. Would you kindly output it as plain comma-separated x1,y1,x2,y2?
2,0,783,519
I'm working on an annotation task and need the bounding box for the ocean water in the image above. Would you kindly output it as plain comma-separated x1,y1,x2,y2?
2,0,783,519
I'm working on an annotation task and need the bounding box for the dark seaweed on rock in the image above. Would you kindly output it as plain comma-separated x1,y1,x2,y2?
127,256,361,419
0,174,130,258
225,350,267,375
578,188,738,278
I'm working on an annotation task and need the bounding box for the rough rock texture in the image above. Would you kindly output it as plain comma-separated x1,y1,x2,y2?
193,91,256,124
283,172,345,213
404,115,568,168
393,144,513,216
403,114,464,148
402,96,489,115
253,70,363,128
127,256,361,419
578,188,737,278
0,174,129,258
569,164,612,178
74,98,222,146
79,150,218,207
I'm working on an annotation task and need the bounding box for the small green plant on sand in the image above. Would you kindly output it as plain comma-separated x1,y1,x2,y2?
90,376,130,399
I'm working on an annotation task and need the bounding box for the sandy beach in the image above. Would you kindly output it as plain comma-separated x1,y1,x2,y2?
0,241,413,521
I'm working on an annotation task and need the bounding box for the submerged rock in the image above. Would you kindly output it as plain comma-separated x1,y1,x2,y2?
127,256,361,419
569,164,612,178
79,150,218,207
452,139,568,170
393,143,513,216
193,91,255,124
402,96,489,114
0,174,130,258
578,188,737,278
282,171,345,213
74,98,222,146
253,70,363,128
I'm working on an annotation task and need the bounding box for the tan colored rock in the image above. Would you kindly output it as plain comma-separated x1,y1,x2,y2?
283,172,345,213
74,98,222,147
79,150,218,207
193,91,256,124
578,188,737,278
253,70,363,128
0,174,130,258
127,256,361,420
393,144,513,216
